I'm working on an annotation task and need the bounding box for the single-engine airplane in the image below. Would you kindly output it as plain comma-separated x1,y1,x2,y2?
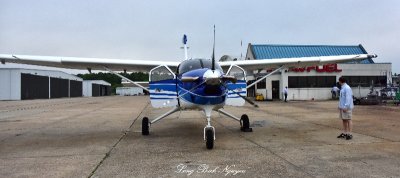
0,28,377,149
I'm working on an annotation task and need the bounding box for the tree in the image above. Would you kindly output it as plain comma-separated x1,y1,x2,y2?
77,72,149,94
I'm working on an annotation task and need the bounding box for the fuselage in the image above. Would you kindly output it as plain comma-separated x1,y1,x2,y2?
176,58,226,110
148,58,246,111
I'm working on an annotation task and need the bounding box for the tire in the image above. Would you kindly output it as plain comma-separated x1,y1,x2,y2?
241,114,253,132
205,128,214,149
142,117,149,135
241,114,249,130
354,100,361,105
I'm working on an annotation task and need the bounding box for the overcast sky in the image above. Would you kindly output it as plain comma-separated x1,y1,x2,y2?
1,0,399,73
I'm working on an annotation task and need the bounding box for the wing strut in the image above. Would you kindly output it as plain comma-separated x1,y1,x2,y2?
103,66,149,92
246,66,285,89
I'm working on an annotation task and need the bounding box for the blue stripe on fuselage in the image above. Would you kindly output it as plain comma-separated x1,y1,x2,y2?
177,68,226,105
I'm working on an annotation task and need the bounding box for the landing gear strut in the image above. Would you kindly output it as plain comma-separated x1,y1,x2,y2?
141,106,180,136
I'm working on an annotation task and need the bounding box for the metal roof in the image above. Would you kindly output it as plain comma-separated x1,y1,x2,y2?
250,44,374,64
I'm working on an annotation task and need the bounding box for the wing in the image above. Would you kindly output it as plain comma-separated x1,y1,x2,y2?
218,54,377,71
0,54,180,72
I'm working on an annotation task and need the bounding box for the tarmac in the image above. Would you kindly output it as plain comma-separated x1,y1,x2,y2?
0,96,399,178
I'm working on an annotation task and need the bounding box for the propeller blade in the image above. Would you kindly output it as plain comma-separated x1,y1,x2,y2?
212,25,215,71
180,76,199,82
221,75,237,84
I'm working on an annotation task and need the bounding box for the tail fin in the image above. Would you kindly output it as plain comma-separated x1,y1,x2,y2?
183,34,188,60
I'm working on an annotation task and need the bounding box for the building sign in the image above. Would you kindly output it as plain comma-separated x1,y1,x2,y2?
289,64,342,73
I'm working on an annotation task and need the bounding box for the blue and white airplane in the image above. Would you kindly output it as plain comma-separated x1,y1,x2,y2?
0,30,377,149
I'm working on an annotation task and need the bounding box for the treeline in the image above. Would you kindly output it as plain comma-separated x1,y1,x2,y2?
77,72,148,93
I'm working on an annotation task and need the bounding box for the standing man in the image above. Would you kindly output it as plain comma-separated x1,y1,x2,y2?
332,85,339,99
283,86,288,102
337,77,354,140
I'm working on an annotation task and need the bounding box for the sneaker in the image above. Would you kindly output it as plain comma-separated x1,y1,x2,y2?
337,133,346,138
346,134,353,140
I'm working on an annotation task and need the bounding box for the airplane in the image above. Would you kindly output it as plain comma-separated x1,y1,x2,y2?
0,28,377,149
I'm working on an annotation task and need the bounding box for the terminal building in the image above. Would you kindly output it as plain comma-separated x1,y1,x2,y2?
244,44,392,100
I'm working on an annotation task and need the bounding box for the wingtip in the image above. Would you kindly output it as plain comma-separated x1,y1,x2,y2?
368,54,378,58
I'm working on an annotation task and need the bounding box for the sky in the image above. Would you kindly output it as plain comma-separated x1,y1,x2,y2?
0,0,399,73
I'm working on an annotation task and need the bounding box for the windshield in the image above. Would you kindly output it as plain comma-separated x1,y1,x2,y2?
178,59,223,74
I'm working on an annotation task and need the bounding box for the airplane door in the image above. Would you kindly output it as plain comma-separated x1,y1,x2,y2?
149,65,178,108
225,65,247,106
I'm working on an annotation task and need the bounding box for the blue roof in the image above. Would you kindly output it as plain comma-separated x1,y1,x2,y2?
250,44,374,64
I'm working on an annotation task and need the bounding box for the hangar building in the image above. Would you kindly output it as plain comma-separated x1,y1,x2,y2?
245,44,392,100
83,80,112,97
116,87,144,96
0,68,83,100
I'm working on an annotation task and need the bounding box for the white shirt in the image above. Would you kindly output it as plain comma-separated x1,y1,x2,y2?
332,86,339,92
283,88,288,94
339,83,354,110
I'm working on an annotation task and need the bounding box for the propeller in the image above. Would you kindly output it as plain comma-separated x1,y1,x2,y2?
211,25,215,71
180,75,258,108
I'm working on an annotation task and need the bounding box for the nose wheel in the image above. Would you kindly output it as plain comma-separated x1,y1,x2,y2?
205,127,215,149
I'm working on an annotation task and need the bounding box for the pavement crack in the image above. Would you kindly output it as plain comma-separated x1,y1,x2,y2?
87,102,149,178
0,153,102,159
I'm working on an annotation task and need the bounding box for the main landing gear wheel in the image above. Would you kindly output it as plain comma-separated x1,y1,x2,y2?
142,117,149,135
240,114,253,132
205,128,214,150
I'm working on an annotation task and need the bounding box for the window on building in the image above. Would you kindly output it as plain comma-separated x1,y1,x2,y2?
288,77,298,88
257,80,266,89
307,76,317,88
297,76,308,88
342,76,387,87
288,76,336,88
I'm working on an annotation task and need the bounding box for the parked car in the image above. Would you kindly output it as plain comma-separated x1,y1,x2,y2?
353,94,380,105
380,87,399,99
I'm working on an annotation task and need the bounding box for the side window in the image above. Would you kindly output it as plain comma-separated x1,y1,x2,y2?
150,66,175,82
226,65,246,81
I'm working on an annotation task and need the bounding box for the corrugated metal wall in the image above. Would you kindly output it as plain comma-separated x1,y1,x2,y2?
106,86,111,96
91,84,111,97
20,73,84,100
21,73,49,100
70,80,82,97
92,84,100,97
50,77,69,98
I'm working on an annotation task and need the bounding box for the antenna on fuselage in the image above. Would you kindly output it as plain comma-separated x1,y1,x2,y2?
212,25,215,71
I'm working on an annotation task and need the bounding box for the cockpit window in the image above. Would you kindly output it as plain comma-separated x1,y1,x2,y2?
178,59,202,74
178,59,223,74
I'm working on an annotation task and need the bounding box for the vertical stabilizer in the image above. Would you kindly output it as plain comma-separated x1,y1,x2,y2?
183,34,188,60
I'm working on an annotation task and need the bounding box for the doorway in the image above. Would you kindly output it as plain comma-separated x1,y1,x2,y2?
247,80,256,97
272,80,280,100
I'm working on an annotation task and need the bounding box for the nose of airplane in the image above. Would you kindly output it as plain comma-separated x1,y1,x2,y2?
203,69,222,86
